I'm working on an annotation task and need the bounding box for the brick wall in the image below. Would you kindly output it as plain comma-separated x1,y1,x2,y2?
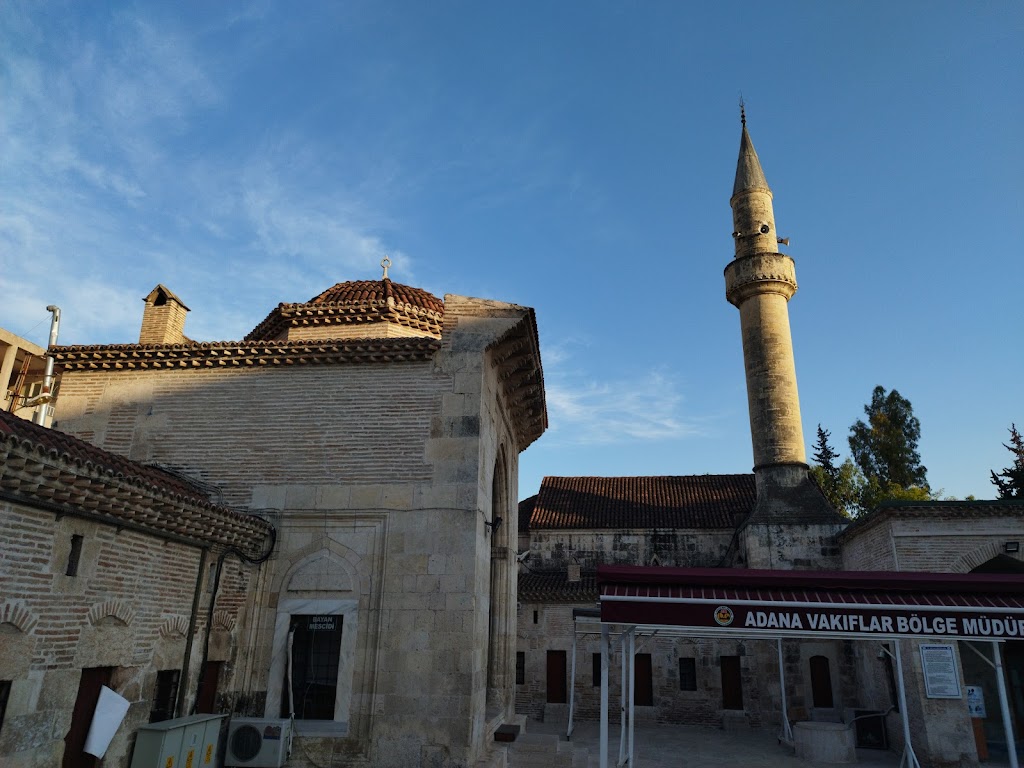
0,498,253,768
54,362,448,507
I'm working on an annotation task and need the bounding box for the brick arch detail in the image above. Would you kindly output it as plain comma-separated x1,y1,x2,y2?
212,610,236,632
159,615,190,638
0,601,39,634
87,599,135,626
951,542,1024,574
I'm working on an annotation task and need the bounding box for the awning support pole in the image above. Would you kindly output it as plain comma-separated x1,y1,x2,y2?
893,640,922,768
568,622,577,739
628,629,636,767
618,631,628,766
992,641,1019,768
778,638,794,743
600,624,610,768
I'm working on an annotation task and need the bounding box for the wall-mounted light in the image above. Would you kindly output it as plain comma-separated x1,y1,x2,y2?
1005,541,1020,554
484,516,503,535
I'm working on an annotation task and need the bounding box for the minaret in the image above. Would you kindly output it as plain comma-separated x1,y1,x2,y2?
724,110,843,562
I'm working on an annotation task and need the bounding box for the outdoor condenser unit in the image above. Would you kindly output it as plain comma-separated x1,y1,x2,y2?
130,713,225,768
224,717,292,767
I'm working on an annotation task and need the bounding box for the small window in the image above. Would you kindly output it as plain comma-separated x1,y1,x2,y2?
150,670,180,723
679,657,697,691
634,653,653,706
0,680,10,734
516,653,525,685
533,610,538,625
592,653,601,687
66,535,84,577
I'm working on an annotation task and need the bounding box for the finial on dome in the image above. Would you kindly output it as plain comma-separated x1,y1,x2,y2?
381,256,392,280
739,95,746,127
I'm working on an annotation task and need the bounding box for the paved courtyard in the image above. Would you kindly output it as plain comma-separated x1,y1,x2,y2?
521,718,1020,768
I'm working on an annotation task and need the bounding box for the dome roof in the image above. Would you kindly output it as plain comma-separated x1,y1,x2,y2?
308,279,444,315
245,278,444,342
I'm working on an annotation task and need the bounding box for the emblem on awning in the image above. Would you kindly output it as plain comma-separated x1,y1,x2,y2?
714,606,734,626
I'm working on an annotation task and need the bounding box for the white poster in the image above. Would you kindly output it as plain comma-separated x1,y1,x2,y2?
966,685,987,718
920,644,962,699
83,685,130,757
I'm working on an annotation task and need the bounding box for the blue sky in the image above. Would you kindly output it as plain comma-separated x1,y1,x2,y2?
2,1,1021,502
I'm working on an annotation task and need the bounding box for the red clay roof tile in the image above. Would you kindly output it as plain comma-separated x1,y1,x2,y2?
529,475,756,530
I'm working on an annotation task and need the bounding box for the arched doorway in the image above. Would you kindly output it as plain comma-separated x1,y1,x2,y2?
486,448,510,713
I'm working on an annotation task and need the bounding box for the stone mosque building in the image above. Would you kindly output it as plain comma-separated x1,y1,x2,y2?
1,116,1023,768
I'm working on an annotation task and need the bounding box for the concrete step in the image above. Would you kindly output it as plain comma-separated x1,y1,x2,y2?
506,732,589,768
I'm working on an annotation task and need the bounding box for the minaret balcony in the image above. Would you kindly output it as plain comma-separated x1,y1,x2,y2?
725,252,798,307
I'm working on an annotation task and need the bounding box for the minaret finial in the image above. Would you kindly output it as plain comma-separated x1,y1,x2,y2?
381,256,392,280
739,95,746,127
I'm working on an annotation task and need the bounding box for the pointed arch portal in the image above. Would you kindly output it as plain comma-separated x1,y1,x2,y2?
579,566,1024,768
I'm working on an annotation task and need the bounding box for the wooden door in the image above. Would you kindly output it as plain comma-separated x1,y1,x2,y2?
546,650,567,704
634,653,653,706
195,661,222,715
63,667,114,768
720,655,743,710
810,655,834,708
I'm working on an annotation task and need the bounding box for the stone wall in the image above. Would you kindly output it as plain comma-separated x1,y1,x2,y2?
527,529,733,570
840,508,1024,768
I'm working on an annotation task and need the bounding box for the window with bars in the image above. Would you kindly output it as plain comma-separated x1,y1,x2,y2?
66,535,84,577
149,670,180,723
516,653,525,685
283,615,343,720
0,680,10,735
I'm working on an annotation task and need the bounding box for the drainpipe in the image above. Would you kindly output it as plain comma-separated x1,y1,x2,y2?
177,547,210,718
30,305,61,425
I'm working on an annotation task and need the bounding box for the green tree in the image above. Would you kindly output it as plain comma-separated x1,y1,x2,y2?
812,424,840,481
848,386,930,511
990,423,1024,499
809,424,866,516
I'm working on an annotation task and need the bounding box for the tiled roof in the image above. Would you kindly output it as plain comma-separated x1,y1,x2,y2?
518,570,599,603
310,280,444,314
51,337,440,371
246,279,444,341
529,475,756,530
518,495,537,536
839,499,1024,541
0,410,274,554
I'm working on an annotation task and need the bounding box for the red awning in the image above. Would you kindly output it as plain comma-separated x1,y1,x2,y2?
598,566,1024,641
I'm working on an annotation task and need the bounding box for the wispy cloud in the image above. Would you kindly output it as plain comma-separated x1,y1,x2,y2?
0,5,412,345
540,338,701,445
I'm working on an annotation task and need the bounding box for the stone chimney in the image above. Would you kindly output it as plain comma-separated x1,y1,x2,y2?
139,285,190,345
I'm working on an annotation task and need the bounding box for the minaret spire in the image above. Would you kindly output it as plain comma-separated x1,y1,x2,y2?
723,113,842,546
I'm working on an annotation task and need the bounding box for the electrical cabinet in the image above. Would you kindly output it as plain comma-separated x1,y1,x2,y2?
131,714,225,768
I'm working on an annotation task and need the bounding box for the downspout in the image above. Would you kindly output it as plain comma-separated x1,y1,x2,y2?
177,547,210,717
191,529,276,715
30,305,61,425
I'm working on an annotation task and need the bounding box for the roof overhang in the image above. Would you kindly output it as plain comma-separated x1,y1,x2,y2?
598,565,1024,642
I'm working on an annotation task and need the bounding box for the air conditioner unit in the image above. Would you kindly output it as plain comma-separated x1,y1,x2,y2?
224,718,292,768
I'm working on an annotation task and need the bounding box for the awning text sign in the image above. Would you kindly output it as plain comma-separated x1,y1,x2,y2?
601,599,1024,641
